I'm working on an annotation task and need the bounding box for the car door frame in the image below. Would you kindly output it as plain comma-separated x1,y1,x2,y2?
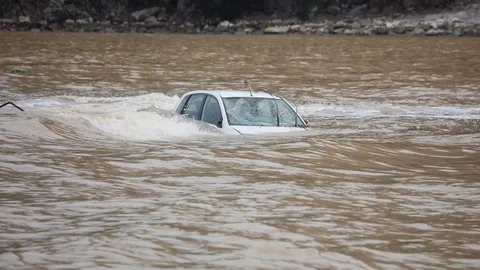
200,94,226,129
178,93,207,121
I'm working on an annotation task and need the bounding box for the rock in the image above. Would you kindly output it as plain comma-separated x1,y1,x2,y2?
76,19,90,25
392,26,406,34
436,20,449,30
327,4,341,16
39,20,47,29
64,19,75,25
219,20,233,28
417,21,432,31
359,19,372,27
363,26,375,35
131,7,160,22
453,28,463,36
0,19,13,24
347,4,367,18
299,26,311,34
373,18,386,26
104,27,115,33
144,16,158,25
18,16,31,24
264,26,289,34
47,23,60,31
43,0,66,23
437,29,451,36
412,27,425,36
289,25,301,32
404,23,415,32
333,20,345,29
463,26,476,36
426,29,438,36
374,26,388,35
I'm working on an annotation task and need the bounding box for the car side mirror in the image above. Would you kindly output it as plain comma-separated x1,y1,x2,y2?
217,120,223,128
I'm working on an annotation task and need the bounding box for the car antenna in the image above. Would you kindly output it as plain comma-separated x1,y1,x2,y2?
244,80,253,97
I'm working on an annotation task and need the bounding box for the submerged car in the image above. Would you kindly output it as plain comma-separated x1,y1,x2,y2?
172,90,307,135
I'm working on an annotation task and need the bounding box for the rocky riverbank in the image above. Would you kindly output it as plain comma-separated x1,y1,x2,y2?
1,1,479,36
1,16,479,36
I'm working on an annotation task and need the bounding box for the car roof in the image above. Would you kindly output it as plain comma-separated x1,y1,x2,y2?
185,90,281,99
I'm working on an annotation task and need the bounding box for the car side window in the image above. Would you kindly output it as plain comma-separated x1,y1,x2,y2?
182,94,206,120
201,95,222,126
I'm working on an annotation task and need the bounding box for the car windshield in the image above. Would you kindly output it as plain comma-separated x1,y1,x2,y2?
222,97,305,127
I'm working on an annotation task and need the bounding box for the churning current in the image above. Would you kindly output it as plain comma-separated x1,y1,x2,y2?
0,32,479,270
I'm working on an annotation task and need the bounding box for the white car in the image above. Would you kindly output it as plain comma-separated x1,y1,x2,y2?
172,90,307,135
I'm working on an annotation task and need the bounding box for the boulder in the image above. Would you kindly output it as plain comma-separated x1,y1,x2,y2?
374,26,388,35
263,26,289,34
299,26,311,34
39,20,48,29
412,27,425,36
327,4,341,16
347,5,367,18
18,16,31,24
417,21,432,31
392,26,406,34
453,28,463,36
131,7,160,22
363,26,375,35
76,19,92,25
47,22,60,31
333,20,345,29
463,26,476,36
104,27,115,33
0,19,13,25
219,20,233,28
289,25,301,32
64,19,75,25
426,29,438,36
144,16,158,25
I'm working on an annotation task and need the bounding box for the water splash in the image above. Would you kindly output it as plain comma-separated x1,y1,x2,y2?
3,93,221,141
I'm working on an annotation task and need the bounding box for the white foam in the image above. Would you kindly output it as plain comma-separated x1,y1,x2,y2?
15,93,220,141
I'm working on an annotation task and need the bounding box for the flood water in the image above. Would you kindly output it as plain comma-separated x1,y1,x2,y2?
0,32,479,269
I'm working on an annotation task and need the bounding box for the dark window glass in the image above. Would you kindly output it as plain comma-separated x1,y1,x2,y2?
201,95,222,126
182,94,206,120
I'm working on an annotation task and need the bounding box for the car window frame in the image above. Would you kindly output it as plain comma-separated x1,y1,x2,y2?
201,94,223,127
181,94,207,120
175,94,191,114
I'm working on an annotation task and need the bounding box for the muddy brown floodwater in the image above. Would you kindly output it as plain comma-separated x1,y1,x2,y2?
0,32,479,269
